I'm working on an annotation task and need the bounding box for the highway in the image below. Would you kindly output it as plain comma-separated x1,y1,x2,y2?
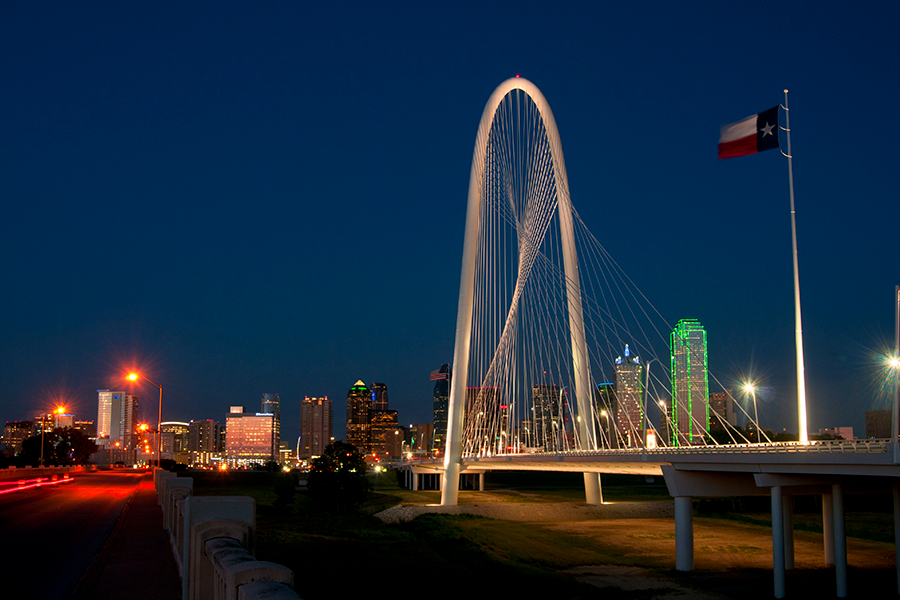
0,469,145,599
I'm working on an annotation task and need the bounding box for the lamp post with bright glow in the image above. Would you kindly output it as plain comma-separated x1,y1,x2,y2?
128,372,163,468
892,284,899,463
743,383,759,444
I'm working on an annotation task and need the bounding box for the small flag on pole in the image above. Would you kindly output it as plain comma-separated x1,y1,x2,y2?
718,106,780,159
429,369,448,381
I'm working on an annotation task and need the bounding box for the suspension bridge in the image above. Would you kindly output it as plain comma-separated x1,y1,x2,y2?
399,77,900,598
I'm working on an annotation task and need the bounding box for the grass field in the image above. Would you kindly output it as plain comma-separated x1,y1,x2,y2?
180,469,898,600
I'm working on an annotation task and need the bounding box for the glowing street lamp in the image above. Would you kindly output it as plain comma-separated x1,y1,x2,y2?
743,382,760,443
128,372,163,468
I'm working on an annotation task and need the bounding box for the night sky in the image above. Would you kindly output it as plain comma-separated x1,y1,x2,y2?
2,2,898,444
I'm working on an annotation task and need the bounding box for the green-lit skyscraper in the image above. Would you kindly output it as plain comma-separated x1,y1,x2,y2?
670,319,709,446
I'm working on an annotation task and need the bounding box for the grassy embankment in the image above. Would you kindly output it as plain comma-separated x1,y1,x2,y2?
183,469,895,599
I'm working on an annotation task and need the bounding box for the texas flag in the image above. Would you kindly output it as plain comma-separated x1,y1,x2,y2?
717,105,780,159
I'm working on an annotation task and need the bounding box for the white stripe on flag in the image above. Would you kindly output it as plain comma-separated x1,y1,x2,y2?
719,114,757,143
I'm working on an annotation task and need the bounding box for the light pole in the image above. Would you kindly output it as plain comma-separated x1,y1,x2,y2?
128,372,163,468
743,383,759,444
892,284,899,462
600,409,610,449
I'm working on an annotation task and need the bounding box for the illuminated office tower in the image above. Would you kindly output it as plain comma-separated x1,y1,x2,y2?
97,390,138,449
300,396,332,460
614,345,644,447
670,319,709,446
531,384,562,450
188,419,220,452
346,381,371,454
372,383,389,411
225,406,276,464
431,364,450,452
160,421,190,454
261,393,281,452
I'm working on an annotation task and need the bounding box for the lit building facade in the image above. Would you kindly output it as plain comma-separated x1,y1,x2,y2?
593,383,616,448
370,408,400,460
372,383,389,411
346,381,371,454
431,364,450,452
670,319,709,446
97,390,138,449
2,421,33,455
225,407,277,464
530,384,562,451
615,345,644,447
161,421,190,453
261,393,281,452
708,390,736,432
300,395,332,460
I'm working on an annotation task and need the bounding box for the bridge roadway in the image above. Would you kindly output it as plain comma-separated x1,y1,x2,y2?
400,440,900,598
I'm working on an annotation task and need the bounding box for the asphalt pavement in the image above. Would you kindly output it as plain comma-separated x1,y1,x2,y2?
74,470,181,600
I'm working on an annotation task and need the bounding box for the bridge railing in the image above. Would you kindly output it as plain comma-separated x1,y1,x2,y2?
421,439,892,462
153,469,302,600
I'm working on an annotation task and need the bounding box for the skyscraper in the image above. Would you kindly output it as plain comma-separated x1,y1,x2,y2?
261,393,281,453
300,396,332,460
615,345,644,447
531,384,562,450
97,390,138,449
670,319,709,446
372,383,389,411
431,364,450,452
346,380,371,454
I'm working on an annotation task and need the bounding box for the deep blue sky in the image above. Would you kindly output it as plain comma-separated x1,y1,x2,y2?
2,2,898,444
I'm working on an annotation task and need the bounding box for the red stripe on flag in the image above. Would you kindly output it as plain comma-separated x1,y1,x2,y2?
718,135,758,159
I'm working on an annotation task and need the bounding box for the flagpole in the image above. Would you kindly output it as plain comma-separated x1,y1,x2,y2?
783,89,809,444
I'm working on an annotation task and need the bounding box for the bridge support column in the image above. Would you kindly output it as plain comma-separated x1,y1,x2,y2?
823,492,834,566
833,483,847,598
893,482,900,595
479,472,484,492
772,486,785,599
674,496,693,571
412,472,418,491
583,473,602,505
783,493,794,570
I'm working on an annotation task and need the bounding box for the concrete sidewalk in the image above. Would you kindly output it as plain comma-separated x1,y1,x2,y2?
76,472,182,600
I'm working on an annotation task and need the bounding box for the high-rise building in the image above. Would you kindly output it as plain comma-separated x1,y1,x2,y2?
346,381,371,453
431,364,451,452
261,393,281,453
225,406,276,464
593,383,616,448
670,319,709,446
708,390,736,432
372,383,389,411
2,421,33,455
531,384,562,450
160,421,190,454
300,396,332,460
865,410,891,439
370,409,401,459
97,390,138,449
615,345,644,447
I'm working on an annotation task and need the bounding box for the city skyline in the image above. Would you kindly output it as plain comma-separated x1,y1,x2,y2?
2,4,899,444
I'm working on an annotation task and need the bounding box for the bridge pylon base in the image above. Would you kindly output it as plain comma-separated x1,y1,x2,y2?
583,473,602,505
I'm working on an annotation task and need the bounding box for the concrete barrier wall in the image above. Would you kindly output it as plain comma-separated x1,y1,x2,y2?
0,465,92,482
152,471,300,600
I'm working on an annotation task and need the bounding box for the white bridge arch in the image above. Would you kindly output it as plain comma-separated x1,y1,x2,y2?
442,77,601,505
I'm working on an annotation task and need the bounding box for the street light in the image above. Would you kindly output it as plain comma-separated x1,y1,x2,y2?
743,382,759,444
600,409,610,448
128,372,163,469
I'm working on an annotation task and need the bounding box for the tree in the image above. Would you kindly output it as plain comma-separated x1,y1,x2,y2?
306,441,371,513
20,427,98,465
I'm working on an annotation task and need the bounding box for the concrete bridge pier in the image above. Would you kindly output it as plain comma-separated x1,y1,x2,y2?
674,496,693,571
772,486,785,598
822,492,835,566
832,483,848,598
782,492,794,570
